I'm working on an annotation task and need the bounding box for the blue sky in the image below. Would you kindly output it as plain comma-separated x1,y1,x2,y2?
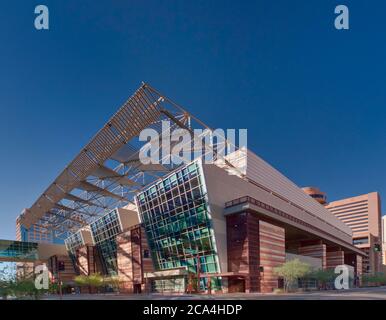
0,0,385,240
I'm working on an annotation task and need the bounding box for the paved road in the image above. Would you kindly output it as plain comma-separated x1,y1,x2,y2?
44,286,386,300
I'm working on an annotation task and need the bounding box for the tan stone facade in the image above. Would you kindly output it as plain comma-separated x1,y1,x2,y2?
326,192,382,274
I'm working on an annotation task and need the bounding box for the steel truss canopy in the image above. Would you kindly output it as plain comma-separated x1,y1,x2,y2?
20,83,244,238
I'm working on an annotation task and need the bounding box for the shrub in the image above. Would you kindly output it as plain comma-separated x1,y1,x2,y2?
74,275,88,287
362,272,386,286
308,268,336,289
74,273,105,293
103,276,121,292
274,259,311,292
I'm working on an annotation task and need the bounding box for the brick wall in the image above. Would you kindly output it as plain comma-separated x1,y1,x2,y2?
259,220,285,293
116,225,154,293
227,212,260,292
76,245,98,275
48,254,77,283
226,213,285,293
298,243,327,269
326,250,345,269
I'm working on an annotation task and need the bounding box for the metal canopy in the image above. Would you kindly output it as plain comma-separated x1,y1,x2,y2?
110,143,139,163
91,165,137,186
77,181,125,200
64,193,95,206
20,83,243,238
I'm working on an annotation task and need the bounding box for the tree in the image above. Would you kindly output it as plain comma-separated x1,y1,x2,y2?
74,273,104,293
362,272,386,287
103,276,122,292
74,275,89,293
0,280,15,300
308,268,336,290
87,273,104,291
274,259,311,292
13,279,46,300
0,263,16,300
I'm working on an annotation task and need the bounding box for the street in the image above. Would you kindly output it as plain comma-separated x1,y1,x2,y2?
43,286,386,300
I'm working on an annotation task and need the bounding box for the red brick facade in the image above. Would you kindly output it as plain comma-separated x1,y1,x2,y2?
76,245,100,275
48,254,77,283
259,220,285,293
226,212,285,293
227,212,259,292
116,225,154,293
344,253,363,275
298,242,327,269
326,250,345,270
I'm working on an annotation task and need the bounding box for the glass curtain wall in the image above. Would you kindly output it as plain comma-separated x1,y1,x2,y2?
0,240,39,261
90,209,122,275
136,160,221,290
64,231,84,273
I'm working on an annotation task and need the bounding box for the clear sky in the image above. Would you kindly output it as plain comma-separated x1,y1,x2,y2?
0,0,385,240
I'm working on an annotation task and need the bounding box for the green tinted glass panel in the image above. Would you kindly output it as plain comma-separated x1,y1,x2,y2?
136,161,220,280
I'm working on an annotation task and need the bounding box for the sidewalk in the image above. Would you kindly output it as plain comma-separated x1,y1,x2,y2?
42,286,386,300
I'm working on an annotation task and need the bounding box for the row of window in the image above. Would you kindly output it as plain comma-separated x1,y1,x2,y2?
64,231,84,254
137,161,219,275
139,176,201,210
88,209,124,275
97,239,118,275
138,163,199,203
140,192,207,227
143,204,209,236
0,241,38,259
353,237,369,245
92,225,121,244
90,210,123,245
152,254,218,273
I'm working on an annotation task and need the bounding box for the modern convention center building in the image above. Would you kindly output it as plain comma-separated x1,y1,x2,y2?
15,83,365,293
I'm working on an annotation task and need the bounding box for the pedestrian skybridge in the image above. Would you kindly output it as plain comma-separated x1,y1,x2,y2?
0,240,66,263
0,240,39,262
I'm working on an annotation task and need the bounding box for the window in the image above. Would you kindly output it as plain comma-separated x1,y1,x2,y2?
353,237,368,245
136,161,219,275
